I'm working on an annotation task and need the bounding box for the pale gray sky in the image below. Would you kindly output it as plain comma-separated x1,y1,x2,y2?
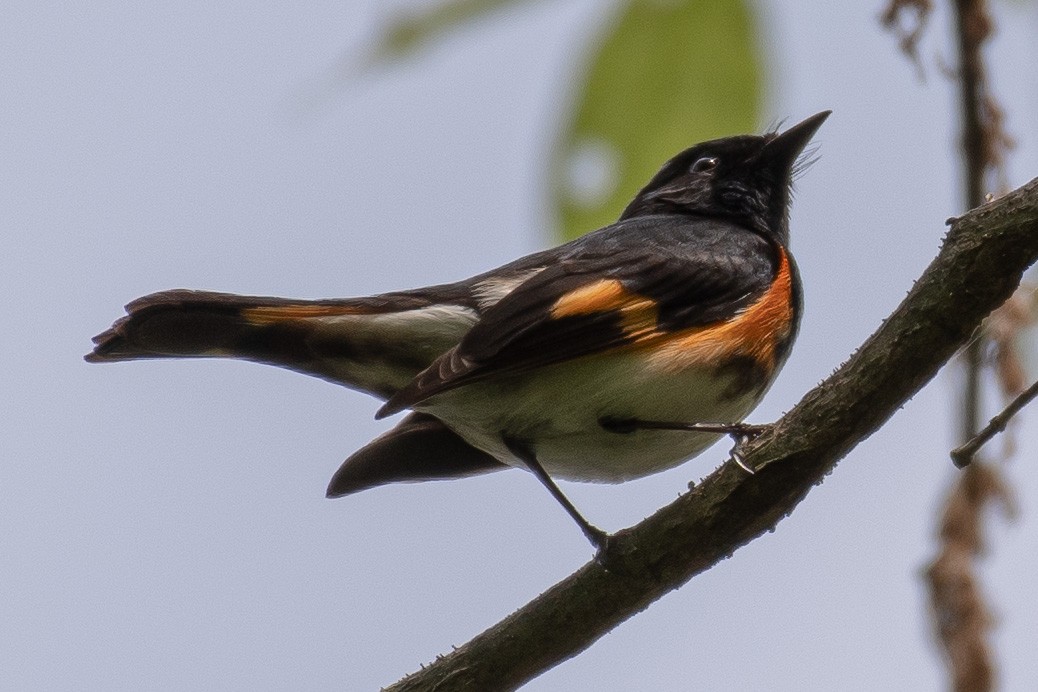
2,1,1037,690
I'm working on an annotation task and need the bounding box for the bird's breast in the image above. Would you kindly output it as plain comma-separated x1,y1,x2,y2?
637,245,797,379
421,349,776,483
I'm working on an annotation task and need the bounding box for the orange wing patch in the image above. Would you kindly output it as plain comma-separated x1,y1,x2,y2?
642,248,795,373
551,279,627,316
551,279,659,338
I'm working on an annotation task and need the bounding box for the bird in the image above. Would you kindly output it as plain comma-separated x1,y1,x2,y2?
87,111,830,554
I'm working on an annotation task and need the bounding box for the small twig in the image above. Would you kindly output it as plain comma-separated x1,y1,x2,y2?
951,378,1038,467
880,0,934,79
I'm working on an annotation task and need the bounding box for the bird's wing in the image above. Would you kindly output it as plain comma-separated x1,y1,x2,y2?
379,228,780,417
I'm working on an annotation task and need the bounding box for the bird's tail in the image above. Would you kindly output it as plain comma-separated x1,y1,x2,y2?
86,289,478,398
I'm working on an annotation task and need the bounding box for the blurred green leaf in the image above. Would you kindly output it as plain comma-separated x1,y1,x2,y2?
551,0,762,240
371,0,536,63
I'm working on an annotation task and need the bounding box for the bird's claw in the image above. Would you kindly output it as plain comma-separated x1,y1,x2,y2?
727,424,768,474
590,529,626,572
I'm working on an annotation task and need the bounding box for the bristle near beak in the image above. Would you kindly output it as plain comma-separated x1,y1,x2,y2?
763,111,831,171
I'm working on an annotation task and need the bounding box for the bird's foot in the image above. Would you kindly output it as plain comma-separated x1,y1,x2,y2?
724,424,768,474
600,417,769,474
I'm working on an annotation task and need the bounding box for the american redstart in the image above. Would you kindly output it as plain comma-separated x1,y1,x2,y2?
87,111,829,553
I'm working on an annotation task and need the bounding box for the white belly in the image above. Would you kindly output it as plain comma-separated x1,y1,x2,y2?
416,350,769,482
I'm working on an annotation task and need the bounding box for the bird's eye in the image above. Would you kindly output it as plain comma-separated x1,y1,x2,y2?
690,156,718,173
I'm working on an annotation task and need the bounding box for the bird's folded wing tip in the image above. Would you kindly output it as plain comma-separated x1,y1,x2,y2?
374,397,407,419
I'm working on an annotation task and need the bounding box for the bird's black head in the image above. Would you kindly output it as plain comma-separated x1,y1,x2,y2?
620,111,830,243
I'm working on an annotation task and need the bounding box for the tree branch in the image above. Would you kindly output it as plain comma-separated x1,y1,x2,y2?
386,178,1038,692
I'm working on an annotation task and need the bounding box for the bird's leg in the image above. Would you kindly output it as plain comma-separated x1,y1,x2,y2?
599,417,768,474
502,435,611,556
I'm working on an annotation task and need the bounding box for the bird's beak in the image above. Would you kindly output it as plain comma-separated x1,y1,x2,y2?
763,110,831,168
